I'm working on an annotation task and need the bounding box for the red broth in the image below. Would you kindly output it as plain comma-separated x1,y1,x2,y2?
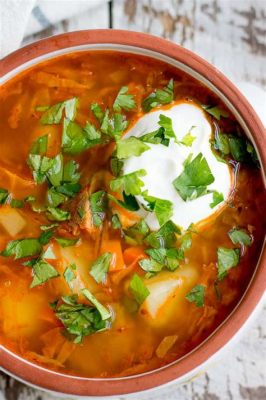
0,51,265,378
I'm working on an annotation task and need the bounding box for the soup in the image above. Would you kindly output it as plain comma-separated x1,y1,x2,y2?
0,51,265,378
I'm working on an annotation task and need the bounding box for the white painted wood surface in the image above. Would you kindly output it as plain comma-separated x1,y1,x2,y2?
0,1,265,399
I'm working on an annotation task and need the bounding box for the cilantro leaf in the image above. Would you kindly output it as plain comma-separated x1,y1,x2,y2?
129,273,150,305
217,247,240,280
62,119,90,155
40,98,78,124
111,214,121,229
113,86,136,112
101,110,128,141
31,259,59,288
214,132,230,155
91,103,105,123
90,190,107,227
141,247,183,273
142,79,174,112
110,157,123,177
89,252,112,284
1,238,42,259
39,229,54,245
110,169,146,196
210,191,224,209
228,228,252,246
202,105,229,120
30,135,48,155
52,294,109,343
116,137,150,159
186,284,205,307
173,153,215,201
145,220,181,249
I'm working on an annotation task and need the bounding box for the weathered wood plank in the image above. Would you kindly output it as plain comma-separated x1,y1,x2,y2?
113,0,266,90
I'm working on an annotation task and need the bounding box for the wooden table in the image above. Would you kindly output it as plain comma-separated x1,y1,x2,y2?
1,1,265,399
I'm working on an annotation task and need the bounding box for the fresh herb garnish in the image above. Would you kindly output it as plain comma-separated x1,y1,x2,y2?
179,127,196,147
142,79,174,112
89,252,113,284
217,247,240,280
40,98,78,125
111,214,121,229
116,137,150,159
186,284,205,307
157,114,176,140
55,237,79,247
124,219,150,245
1,238,42,259
210,191,224,209
62,119,100,155
129,273,150,305
202,105,229,120
145,220,181,249
0,188,9,204
64,267,75,288
30,258,59,288
110,169,146,196
173,153,214,201
142,192,173,226
113,86,136,112
139,127,170,147
52,293,109,344
46,207,70,222
90,190,107,227
110,157,123,177
228,228,252,246
140,247,183,274
82,288,111,320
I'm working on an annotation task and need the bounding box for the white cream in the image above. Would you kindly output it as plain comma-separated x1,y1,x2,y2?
123,102,232,230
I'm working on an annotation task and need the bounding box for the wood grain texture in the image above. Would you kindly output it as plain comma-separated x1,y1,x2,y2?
1,1,265,399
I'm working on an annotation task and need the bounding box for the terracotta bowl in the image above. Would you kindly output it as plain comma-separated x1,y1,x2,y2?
0,30,265,398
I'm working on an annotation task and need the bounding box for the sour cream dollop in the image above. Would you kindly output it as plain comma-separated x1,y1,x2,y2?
123,102,232,231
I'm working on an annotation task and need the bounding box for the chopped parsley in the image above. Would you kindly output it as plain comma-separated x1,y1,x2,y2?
108,192,140,211
142,192,173,226
202,105,229,120
113,86,136,112
186,284,205,307
142,79,174,112
157,114,176,140
52,293,109,344
116,137,150,159
110,169,147,196
82,288,111,321
0,188,9,204
129,273,150,305
55,237,79,247
145,220,181,249
64,267,76,288
209,191,224,208
228,228,252,246
89,190,108,227
217,247,240,280
1,238,42,259
173,153,214,201
40,98,78,125
89,252,113,284
30,258,59,288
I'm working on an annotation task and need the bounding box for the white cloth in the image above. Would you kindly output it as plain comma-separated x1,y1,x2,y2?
0,0,108,58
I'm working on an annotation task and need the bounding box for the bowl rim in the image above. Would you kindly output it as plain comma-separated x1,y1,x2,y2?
0,29,265,397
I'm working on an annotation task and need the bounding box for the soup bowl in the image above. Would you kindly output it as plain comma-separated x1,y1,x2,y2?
0,29,265,397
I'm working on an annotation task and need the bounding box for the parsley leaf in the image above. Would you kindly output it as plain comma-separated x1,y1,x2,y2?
110,169,146,196
228,228,252,246
30,259,59,288
141,247,183,273
217,247,240,280
82,288,111,320
157,114,176,140
173,153,215,201
202,105,229,120
116,137,150,159
52,294,109,344
142,192,173,226
30,135,48,155
1,238,42,259
113,86,136,112
55,237,79,247
179,127,196,147
110,157,123,177
40,98,78,124
210,191,224,209
0,188,9,204
145,220,181,249
142,79,174,112
46,207,70,221
108,192,140,211
124,219,150,245
64,267,75,288
62,119,91,155
89,252,112,284
91,103,105,123
90,190,107,227
101,110,128,141
129,273,150,305
186,284,205,307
